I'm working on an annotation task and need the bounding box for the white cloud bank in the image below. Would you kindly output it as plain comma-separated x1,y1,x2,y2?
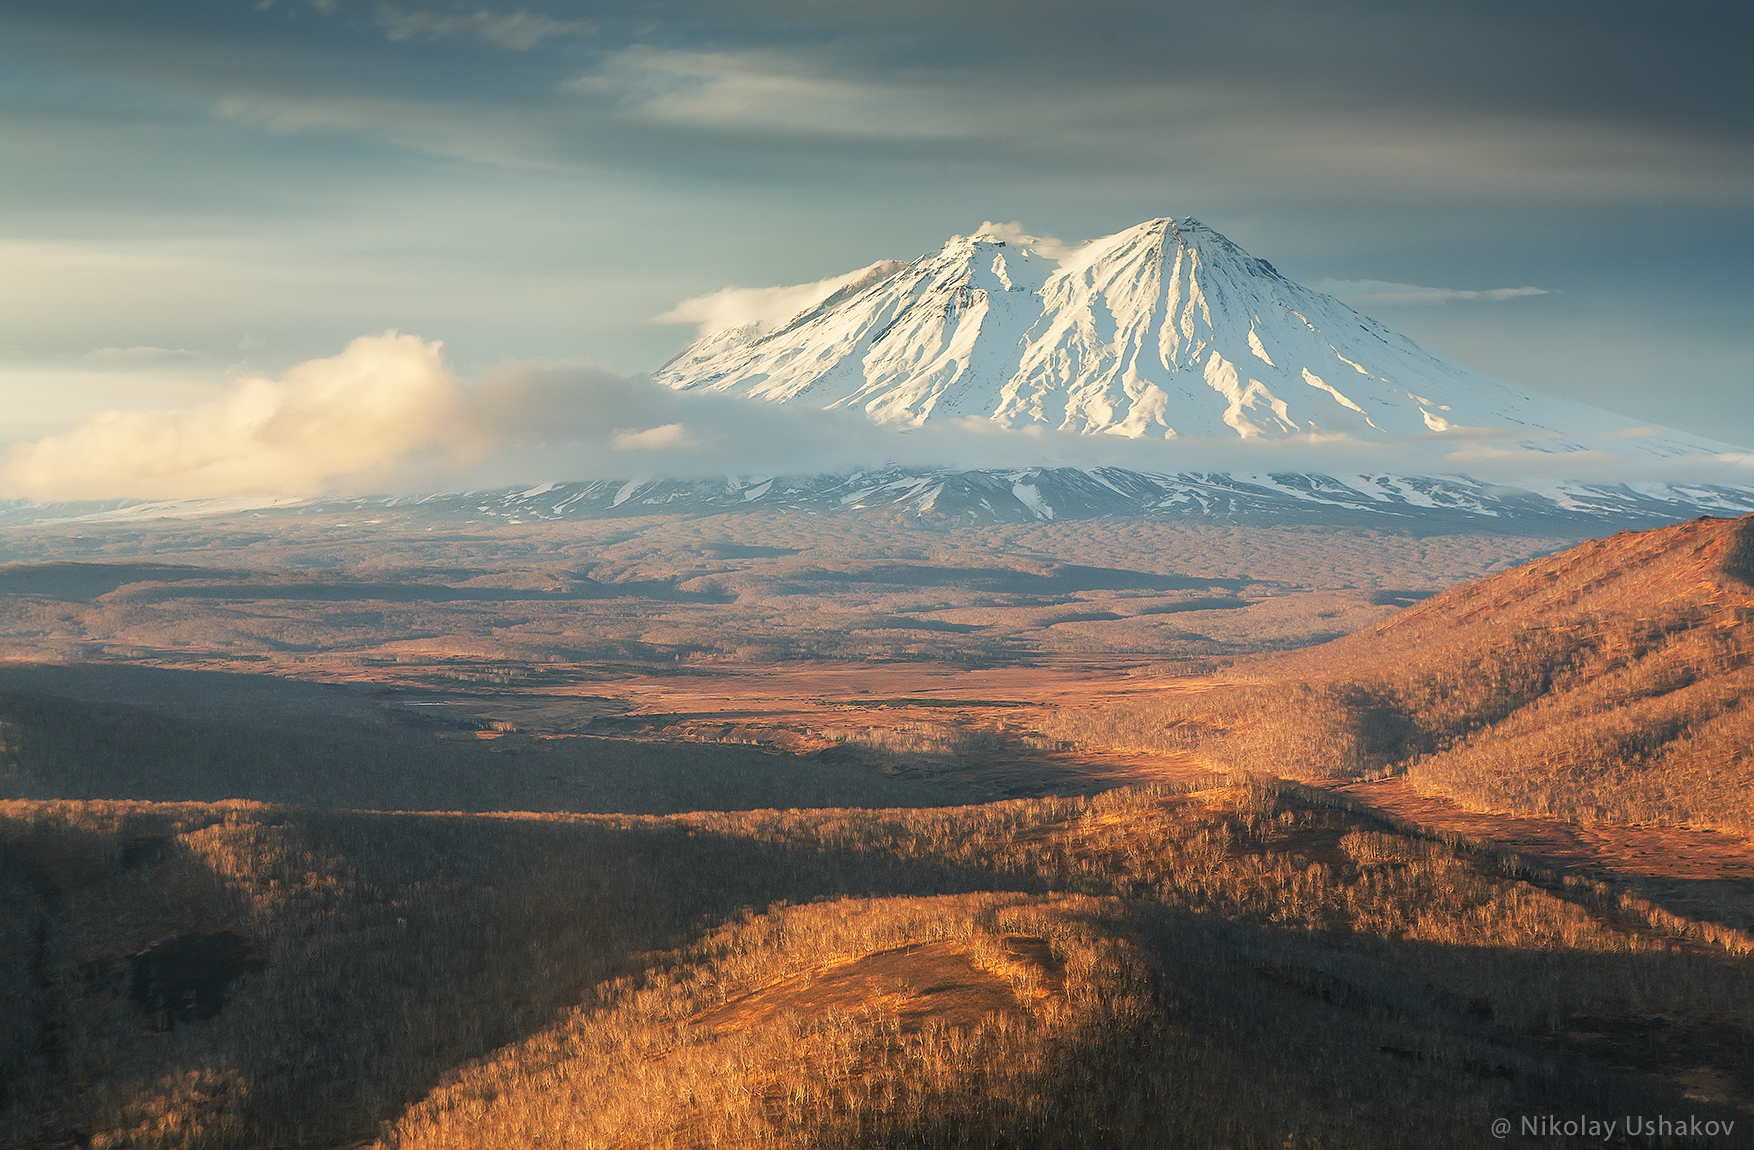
4,331,1747,503
2,333,472,501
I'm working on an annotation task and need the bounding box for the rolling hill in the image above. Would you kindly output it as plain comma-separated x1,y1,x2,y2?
1051,513,1754,832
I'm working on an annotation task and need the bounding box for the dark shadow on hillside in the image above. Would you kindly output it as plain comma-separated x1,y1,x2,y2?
777,563,1244,595
0,661,366,716
0,682,976,813
0,562,227,601
0,561,738,605
106,576,733,605
1120,903,1753,1132
1721,516,1754,587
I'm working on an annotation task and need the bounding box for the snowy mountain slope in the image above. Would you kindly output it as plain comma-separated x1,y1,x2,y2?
11,468,1752,531
656,218,1739,458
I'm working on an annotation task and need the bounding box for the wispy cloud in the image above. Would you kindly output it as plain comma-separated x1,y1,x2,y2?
210,92,580,170
652,262,898,339
375,6,592,50
1310,279,1550,307
78,346,203,369
566,47,973,141
971,221,1077,260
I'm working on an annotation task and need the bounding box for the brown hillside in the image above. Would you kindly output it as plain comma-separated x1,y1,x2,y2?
1042,515,1754,834
1299,512,1754,671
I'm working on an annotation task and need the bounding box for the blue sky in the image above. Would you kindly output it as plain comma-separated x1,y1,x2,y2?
2,0,1750,473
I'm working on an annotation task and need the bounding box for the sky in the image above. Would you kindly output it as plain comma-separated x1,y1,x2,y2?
1,0,1750,497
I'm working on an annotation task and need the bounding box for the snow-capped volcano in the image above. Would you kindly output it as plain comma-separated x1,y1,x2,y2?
656,217,1735,457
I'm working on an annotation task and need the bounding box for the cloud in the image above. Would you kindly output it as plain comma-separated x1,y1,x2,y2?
612,423,693,450
375,6,593,50
1,332,473,501
1311,279,1550,307
652,262,897,338
78,346,203,369
7,331,1749,503
971,221,1077,260
567,47,971,141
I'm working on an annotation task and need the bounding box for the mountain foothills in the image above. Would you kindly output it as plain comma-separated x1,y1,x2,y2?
4,516,1754,1148
657,217,1734,456
1053,513,1754,834
9,466,1754,534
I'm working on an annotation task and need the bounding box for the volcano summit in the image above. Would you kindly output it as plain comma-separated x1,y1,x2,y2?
657,217,1732,459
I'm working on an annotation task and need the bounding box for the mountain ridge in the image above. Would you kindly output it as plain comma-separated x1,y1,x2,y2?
8,465,1754,532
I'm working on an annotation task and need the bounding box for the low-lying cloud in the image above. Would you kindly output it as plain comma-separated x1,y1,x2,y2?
1312,279,1550,307
2,333,472,501
4,331,1748,503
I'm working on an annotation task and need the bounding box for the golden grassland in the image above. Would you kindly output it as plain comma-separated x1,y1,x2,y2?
5,781,1751,1148
1039,516,1754,835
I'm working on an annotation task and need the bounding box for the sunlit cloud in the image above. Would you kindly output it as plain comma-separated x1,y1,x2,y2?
1,333,472,500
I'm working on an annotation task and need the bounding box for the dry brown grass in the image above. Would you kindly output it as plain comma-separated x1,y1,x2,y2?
1040,516,1754,835
380,894,1135,1150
